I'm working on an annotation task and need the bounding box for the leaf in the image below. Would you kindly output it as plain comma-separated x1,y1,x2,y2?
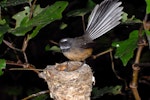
92,85,122,99
60,22,67,30
10,1,68,36
121,12,128,22
0,24,10,44
12,6,30,28
0,59,6,76
33,5,44,17
112,30,139,66
0,19,6,25
0,35,4,44
86,0,96,8
0,24,10,36
28,25,42,39
9,25,33,36
145,0,150,14
121,12,142,23
45,45,61,52
29,1,68,26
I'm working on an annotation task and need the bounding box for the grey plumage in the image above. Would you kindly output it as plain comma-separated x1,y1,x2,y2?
85,0,123,40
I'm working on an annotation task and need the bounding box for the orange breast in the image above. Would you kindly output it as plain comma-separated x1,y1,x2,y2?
63,48,93,61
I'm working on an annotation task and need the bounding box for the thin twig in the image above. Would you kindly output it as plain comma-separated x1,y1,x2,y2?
49,40,59,45
29,0,37,19
143,14,150,30
6,61,25,67
109,50,128,89
23,52,28,63
7,61,40,74
81,15,86,33
22,36,30,63
92,48,113,59
22,90,49,100
3,40,22,52
9,68,43,72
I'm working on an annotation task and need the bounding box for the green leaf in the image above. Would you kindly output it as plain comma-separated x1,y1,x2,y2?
112,30,139,66
0,19,6,25
10,1,68,36
9,25,33,36
121,12,142,23
12,6,30,28
92,85,122,99
28,25,42,39
145,0,150,14
0,59,6,76
33,5,44,17
29,1,68,26
0,24,10,44
60,22,67,30
0,35,4,44
121,12,128,22
0,24,10,36
86,0,96,8
45,45,61,52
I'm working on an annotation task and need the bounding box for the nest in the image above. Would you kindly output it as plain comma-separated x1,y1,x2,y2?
39,61,94,100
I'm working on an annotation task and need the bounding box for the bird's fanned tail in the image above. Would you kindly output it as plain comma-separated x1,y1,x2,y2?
85,0,123,40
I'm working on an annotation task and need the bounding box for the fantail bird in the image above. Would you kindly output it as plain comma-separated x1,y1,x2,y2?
59,0,123,61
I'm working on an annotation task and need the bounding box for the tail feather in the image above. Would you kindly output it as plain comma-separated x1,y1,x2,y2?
85,0,123,40
90,7,123,38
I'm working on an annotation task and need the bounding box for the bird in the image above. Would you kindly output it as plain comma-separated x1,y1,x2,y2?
59,0,123,61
